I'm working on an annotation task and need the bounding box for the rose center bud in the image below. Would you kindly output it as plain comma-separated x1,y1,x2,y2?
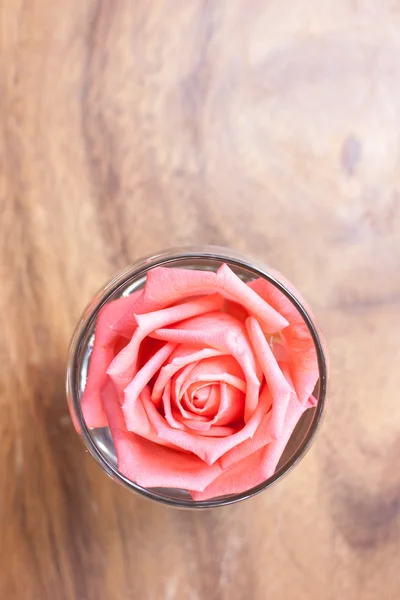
158,355,247,436
191,385,210,408
183,382,219,416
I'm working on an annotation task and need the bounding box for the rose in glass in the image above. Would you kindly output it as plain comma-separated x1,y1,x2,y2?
82,264,320,499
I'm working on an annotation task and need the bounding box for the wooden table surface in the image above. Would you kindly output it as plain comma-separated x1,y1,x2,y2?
1,1,400,599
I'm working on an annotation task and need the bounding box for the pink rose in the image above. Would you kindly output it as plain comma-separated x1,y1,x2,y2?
82,264,320,500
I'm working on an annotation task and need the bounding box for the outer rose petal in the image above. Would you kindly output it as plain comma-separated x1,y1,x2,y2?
150,311,261,421
101,381,223,492
111,268,221,336
216,263,289,332
107,294,224,393
122,385,178,450
248,278,319,404
127,265,289,332
253,363,317,481
190,446,268,501
246,316,293,438
81,291,141,428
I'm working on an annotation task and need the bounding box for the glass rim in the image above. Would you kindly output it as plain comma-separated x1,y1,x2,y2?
66,245,328,509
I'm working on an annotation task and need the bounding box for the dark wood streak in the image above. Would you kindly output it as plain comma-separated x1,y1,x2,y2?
330,482,400,550
341,135,362,177
322,435,400,551
27,364,91,599
333,292,400,311
81,0,133,269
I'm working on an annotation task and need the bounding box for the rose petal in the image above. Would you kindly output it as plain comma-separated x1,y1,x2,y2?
151,311,261,421
179,355,246,397
258,392,312,479
122,389,156,440
216,264,289,332
111,267,225,338
132,265,289,332
101,381,223,492
162,381,186,430
81,292,141,428
134,266,220,310
181,374,245,397
224,299,249,322
190,446,269,501
215,383,245,426
246,316,293,438
280,362,318,411
308,394,318,407
120,386,177,450
180,418,212,431
107,294,224,393
248,278,319,404
110,290,160,338
271,338,289,363
173,361,201,410
181,421,238,437
112,267,221,336
122,342,177,431
219,386,273,470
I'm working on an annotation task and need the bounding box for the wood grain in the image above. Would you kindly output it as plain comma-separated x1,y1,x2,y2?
1,1,400,598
